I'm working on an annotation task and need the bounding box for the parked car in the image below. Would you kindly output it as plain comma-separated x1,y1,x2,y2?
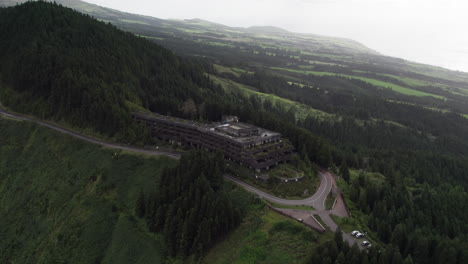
297,218,303,223
351,230,359,236
356,232,365,238
361,241,371,247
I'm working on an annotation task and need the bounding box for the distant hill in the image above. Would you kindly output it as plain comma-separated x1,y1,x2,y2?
246,25,291,34
2,0,379,55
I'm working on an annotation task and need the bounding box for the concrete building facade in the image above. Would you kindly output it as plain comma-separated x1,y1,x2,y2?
134,112,295,171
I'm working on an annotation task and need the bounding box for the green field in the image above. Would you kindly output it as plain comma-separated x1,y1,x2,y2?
175,27,207,34
387,100,468,119
271,67,338,77
196,40,235,47
209,74,333,120
136,34,164,40
0,117,176,263
119,19,149,25
347,75,445,99
213,64,253,77
202,207,321,264
271,67,445,99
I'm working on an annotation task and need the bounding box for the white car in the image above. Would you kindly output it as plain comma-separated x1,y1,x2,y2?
356,232,365,238
351,230,359,236
361,241,371,247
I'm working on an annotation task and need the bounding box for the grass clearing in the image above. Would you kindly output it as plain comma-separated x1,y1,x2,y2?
226,161,320,199
348,75,445,99
202,207,320,264
174,27,207,33
119,19,149,25
325,192,335,210
268,202,315,211
287,81,312,88
312,214,327,230
136,34,164,40
387,99,468,119
267,163,305,179
271,67,446,99
197,40,235,47
209,74,333,120
213,64,245,77
352,71,431,87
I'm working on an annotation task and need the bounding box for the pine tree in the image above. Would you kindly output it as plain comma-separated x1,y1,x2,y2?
334,227,344,250
340,160,350,183
135,190,146,218
403,255,414,264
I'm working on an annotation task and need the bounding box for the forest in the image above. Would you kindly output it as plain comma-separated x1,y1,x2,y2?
0,1,467,263
0,1,220,139
137,151,242,261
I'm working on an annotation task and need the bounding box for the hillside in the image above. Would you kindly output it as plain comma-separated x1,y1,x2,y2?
1,1,468,264
0,115,338,264
0,116,176,263
1,0,378,56
0,2,336,165
0,1,220,138
6,1,468,116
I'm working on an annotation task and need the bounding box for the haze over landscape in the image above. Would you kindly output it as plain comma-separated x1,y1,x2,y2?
87,0,468,72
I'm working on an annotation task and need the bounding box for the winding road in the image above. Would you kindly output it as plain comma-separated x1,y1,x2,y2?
0,106,181,159
225,172,332,210
0,105,362,247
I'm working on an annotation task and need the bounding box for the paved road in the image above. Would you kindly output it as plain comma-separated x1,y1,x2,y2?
226,172,362,248
225,171,332,210
1,105,361,247
0,106,181,159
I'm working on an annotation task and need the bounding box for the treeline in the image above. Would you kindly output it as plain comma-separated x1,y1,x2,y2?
136,151,242,259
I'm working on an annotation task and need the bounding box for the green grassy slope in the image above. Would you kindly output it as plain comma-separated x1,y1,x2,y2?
202,206,323,264
209,74,333,120
271,67,446,99
0,116,176,263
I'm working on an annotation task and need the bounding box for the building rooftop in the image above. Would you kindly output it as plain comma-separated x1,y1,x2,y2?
134,112,282,145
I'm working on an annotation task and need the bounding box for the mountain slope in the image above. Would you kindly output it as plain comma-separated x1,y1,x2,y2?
8,1,468,114
0,1,217,137
0,116,175,263
1,0,378,56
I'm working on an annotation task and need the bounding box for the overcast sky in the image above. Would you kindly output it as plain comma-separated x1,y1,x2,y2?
87,0,468,73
